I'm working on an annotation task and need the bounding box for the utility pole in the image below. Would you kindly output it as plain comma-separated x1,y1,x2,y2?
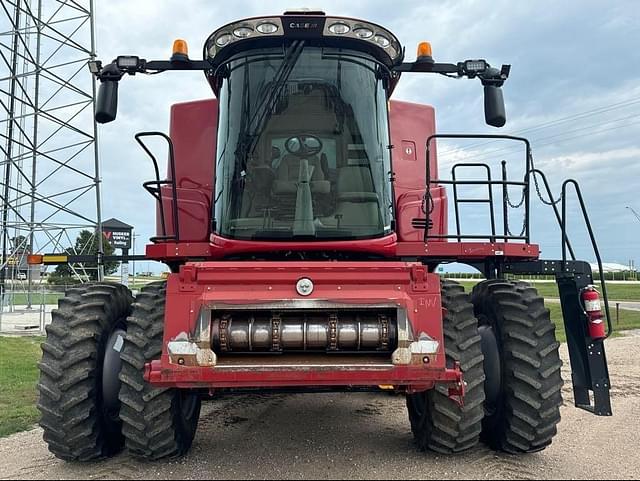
627,207,639,280
132,232,140,290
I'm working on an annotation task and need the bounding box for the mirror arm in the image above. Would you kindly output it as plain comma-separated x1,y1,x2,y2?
93,59,213,80
394,61,459,74
478,65,510,88
96,62,124,82
393,60,511,84
144,59,213,72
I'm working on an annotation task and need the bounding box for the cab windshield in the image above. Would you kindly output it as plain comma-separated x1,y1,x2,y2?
214,45,393,240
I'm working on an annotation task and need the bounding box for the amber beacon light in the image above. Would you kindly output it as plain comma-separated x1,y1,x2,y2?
171,39,189,62
417,41,433,62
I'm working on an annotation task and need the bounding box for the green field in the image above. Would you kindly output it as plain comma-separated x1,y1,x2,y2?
547,303,640,342
7,292,63,306
6,278,165,306
456,280,640,302
9,283,150,306
454,279,640,342
0,337,43,437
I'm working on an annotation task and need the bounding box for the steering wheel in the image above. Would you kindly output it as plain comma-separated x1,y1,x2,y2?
285,134,323,158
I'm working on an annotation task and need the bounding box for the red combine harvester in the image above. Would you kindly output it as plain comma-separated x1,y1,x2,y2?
36,10,612,461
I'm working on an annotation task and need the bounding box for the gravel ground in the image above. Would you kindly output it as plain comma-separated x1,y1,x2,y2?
1,334,639,480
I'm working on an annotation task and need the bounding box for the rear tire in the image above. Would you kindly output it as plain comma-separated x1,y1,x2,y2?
406,280,486,454
471,280,563,453
118,282,201,460
37,283,133,461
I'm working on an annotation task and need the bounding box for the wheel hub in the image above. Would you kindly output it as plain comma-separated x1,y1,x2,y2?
103,328,126,414
478,323,502,415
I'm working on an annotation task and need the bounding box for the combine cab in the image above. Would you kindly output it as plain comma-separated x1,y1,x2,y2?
37,10,612,461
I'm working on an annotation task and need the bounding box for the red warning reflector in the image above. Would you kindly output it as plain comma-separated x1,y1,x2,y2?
27,254,43,265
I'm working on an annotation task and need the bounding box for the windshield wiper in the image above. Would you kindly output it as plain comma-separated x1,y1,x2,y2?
236,41,306,163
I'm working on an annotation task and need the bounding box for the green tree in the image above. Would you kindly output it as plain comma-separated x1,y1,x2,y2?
11,235,28,252
48,230,119,285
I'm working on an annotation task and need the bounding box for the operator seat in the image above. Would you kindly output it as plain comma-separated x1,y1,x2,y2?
272,154,331,195
336,165,379,202
327,165,382,232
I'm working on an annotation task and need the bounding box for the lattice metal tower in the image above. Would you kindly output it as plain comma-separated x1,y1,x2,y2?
0,0,102,312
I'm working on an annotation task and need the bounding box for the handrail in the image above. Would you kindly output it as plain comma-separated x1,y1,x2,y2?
561,180,613,338
134,132,180,243
528,169,576,260
424,134,531,243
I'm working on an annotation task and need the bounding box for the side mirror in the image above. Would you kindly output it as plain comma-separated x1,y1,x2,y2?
95,80,119,124
484,85,506,127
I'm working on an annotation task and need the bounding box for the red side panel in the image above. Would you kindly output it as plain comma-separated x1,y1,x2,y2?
396,186,448,242
169,99,218,190
158,99,218,242
389,100,436,194
389,100,447,242
158,186,211,242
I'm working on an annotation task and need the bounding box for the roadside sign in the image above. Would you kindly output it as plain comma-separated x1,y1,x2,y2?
102,218,134,250
103,229,132,250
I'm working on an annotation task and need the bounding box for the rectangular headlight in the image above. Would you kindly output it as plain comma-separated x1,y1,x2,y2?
464,60,488,73
88,60,102,74
116,56,141,70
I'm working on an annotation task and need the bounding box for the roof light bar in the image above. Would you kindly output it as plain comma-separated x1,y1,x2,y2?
204,15,403,66
322,17,402,62
206,17,284,59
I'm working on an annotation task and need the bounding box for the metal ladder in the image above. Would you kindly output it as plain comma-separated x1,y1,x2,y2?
451,163,497,242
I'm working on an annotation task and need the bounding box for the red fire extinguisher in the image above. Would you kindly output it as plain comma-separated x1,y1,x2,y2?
581,286,606,340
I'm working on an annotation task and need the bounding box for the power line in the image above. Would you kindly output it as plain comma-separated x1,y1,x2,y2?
439,95,640,156
439,114,640,166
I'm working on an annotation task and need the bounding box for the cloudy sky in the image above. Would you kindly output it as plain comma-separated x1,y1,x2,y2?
92,0,640,272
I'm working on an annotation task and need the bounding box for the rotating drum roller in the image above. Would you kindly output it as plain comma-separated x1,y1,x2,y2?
212,311,396,353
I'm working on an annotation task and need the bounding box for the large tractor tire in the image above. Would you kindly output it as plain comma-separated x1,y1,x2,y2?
118,282,201,460
37,283,134,461
406,279,486,454
471,280,563,454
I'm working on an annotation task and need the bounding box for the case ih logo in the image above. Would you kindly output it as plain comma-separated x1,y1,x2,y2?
283,17,326,36
289,22,319,30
